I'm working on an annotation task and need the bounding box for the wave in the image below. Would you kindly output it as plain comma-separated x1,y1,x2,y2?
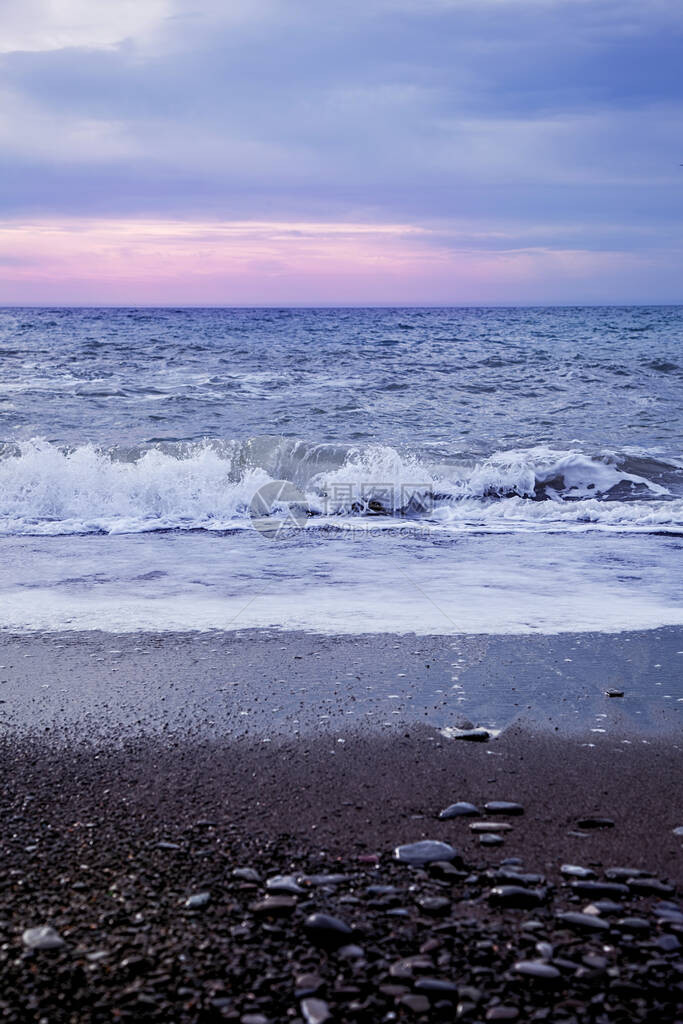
0,437,681,537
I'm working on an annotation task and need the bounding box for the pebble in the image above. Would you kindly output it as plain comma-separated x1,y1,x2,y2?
398,994,430,1012
657,934,681,953
512,961,560,981
242,1016,269,1024
480,834,504,846
560,864,596,879
486,1008,519,1020
249,896,298,916
605,688,624,697
571,880,629,897
535,941,554,960
184,891,211,909
394,840,457,864
266,874,305,895
414,978,459,998
484,802,524,815
300,997,331,1024
156,840,180,850
438,801,480,819
233,867,261,882
604,866,651,880
617,916,650,932
22,926,65,951
556,911,610,931
583,900,623,916
450,728,490,741
673,826,683,836
577,817,615,829
470,822,513,833
303,913,353,948
417,896,451,915
627,877,674,896
489,886,546,909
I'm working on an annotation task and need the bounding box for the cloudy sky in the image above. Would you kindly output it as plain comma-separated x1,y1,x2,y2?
1,0,682,305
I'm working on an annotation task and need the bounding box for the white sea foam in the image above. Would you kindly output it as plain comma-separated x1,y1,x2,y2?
0,439,680,537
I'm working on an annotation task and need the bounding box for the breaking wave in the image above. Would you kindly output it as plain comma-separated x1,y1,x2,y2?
0,437,681,537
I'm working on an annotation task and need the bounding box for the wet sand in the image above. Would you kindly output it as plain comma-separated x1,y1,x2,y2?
0,627,681,1021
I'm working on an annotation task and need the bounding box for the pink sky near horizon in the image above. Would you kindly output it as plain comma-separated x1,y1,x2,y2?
0,217,658,307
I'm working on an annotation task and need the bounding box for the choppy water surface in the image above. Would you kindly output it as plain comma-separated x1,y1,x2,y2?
0,306,681,633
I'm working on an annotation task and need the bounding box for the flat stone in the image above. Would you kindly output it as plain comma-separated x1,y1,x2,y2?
627,877,674,896
417,896,451,915
604,866,651,880
577,817,615,829
337,943,365,959
389,956,433,978
449,728,490,741
394,840,457,864
605,688,624,697
617,916,650,932
249,896,297,916
22,926,65,951
470,822,513,833
266,874,305,895
480,834,504,846
560,864,596,880
571,880,629,898
512,961,560,981
486,1008,519,1020
489,886,546,909
156,841,180,850
673,826,683,837
303,913,353,948
184,891,211,909
414,978,459,998
398,994,431,1013
484,802,524,815
556,911,610,932
300,998,331,1024
233,867,261,882
535,942,554,960
439,801,480,819
242,1016,269,1024
583,900,623,916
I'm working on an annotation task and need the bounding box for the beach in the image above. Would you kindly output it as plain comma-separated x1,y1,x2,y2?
1,626,681,1022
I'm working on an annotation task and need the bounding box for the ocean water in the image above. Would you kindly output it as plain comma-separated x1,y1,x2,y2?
1,305,682,634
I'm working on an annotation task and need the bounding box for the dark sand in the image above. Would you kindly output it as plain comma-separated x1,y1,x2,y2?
0,627,681,1021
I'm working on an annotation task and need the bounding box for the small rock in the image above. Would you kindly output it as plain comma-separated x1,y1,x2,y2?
414,978,458,998
233,867,261,882
484,802,524,815
577,817,615,829
249,896,298,917
673,826,683,836
627,877,674,896
556,911,610,931
242,1016,269,1024
417,896,451,915
486,1008,519,1021
449,727,490,741
489,886,546,909
560,864,596,880
605,688,624,697
266,874,305,895
571,880,629,898
295,974,324,997
480,834,504,846
22,926,65,951
535,941,554,960
657,934,681,953
156,840,180,850
583,899,623,916
470,822,513,833
184,891,211,909
439,801,480,819
394,840,457,864
300,998,331,1024
398,993,431,1013
617,916,650,932
512,961,560,981
337,943,365,959
303,913,353,949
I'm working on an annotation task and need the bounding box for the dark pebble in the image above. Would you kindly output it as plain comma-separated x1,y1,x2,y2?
414,978,459,998
394,840,457,864
571,880,629,897
627,877,674,896
303,912,353,948
486,1007,519,1020
300,997,331,1024
556,911,610,931
560,864,596,880
398,994,431,1012
249,896,297,916
438,801,480,819
577,817,615,829
417,896,451,915
484,802,524,815
512,961,561,981
489,886,546,909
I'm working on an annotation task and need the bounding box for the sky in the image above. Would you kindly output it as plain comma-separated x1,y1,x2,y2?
0,0,682,306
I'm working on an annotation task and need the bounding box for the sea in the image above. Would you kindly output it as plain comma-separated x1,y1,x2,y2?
0,305,682,635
